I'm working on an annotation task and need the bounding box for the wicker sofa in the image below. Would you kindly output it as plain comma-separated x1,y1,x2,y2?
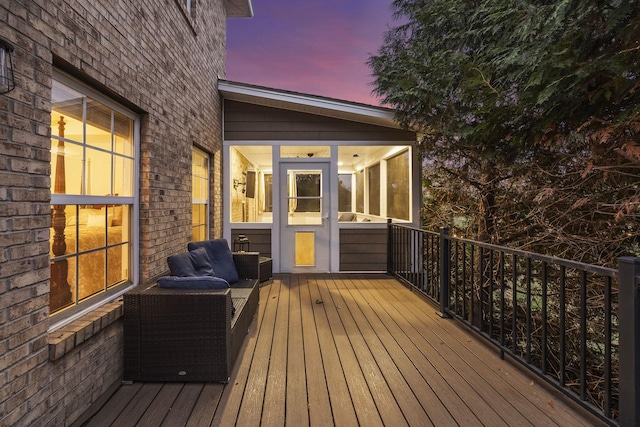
123,240,260,383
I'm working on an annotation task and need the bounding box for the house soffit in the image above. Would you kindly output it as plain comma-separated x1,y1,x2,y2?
226,0,254,18
218,80,402,129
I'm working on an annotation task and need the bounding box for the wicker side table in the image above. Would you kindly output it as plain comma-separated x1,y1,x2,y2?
259,256,272,283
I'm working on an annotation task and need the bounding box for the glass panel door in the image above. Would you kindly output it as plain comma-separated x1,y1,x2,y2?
280,162,330,273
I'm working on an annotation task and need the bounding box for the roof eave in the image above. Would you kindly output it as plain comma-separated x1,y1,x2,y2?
218,80,402,129
226,0,254,18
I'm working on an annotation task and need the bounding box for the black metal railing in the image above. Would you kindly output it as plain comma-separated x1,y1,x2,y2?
387,221,640,426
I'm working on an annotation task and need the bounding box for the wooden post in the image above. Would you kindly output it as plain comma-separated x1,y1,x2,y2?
618,257,640,427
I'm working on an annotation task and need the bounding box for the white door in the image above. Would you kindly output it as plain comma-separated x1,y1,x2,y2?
280,162,330,273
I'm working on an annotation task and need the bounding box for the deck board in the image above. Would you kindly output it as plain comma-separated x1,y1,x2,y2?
84,382,143,427
385,276,549,425
112,382,163,427
298,275,334,427
80,274,603,427
182,383,221,427
317,276,389,427
323,276,409,427
144,383,183,426
261,273,289,427
307,276,360,426
373,276,588,426
284,274,310,427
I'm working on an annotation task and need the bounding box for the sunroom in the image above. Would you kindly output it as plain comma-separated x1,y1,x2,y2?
219,81,419,274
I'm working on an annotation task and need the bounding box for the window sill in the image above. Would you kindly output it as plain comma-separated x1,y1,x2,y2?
48,299,123,361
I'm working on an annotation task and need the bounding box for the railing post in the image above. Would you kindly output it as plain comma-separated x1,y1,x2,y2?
387,219,393,274
618,257,640,427
438,227,451,318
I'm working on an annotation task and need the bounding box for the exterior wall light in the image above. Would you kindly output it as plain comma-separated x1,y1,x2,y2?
0,37,16,94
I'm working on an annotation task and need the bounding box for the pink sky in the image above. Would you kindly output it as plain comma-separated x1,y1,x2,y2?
226,0,396,106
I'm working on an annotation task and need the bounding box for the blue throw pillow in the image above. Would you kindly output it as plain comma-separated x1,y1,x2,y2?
188,239,240,284
157,276,230,289
166,247,215,277
189,247,215,276
167,252,197,277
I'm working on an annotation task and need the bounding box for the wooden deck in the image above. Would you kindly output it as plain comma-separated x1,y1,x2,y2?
78,274,602,426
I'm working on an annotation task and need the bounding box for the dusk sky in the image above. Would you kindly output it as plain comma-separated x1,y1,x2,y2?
226,0,398,106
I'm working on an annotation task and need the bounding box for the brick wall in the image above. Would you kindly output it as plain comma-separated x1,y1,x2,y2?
1,0,227,425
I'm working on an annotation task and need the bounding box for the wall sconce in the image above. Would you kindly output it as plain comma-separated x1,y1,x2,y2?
233,178,247,193
0,37,15,94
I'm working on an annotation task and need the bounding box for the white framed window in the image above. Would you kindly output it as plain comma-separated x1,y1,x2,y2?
192,147,209,241
339,145,411,222
49,72,138,317
181,0,195,19
386,149,410,220
230,146,273,223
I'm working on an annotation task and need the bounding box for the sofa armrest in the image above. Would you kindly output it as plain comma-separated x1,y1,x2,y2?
123,284,233,382
233,251,260,280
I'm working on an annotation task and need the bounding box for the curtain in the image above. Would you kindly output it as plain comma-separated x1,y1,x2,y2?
288,172,297,214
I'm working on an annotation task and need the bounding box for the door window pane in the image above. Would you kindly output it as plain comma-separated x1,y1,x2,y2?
288,171,322,225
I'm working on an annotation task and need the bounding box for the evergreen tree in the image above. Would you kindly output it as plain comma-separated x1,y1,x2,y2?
370,0,640,266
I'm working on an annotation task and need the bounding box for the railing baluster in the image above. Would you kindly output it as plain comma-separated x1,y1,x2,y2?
497,251,503,346
559,266,566,387
416,229,420,289
420,231,425,294
512,254,518,355
526,257,532,364
385,222,626,425
542,261,548,375
435,233,440,300
462,243,467,321
470,245,475,327
480,247,485,331
453,241,459,315
604,275,612,419
491,249,496,340
580,270,587,401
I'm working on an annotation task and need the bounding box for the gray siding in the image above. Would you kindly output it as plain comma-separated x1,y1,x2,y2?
340,228,388,271
224,100,415,141
231,229,272,258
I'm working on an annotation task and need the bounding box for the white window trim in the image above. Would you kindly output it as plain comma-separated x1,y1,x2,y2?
49,70,140,329
192,146,210,240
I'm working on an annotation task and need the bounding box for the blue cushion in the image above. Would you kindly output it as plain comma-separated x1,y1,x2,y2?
188,239,239,284
166,247,214,277
189,247,215,276
157,276,230,289
167,252,197,277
